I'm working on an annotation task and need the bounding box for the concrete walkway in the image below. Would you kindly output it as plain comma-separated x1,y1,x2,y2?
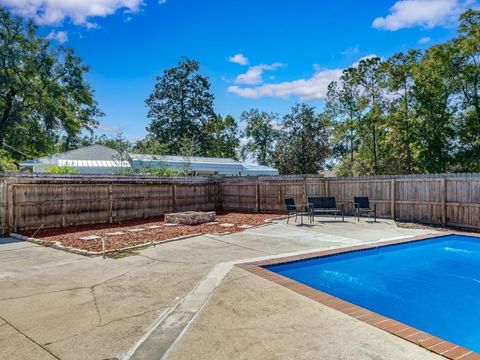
0,218,443,360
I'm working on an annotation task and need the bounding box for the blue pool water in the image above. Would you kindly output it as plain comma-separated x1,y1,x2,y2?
267,235,480,352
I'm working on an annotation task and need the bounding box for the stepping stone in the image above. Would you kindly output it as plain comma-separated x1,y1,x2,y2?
238,224,253,229
164,223,179,227
79,235,101,241
220,223,235,228
205,222,219,226
146,225,162,229
128,228,145,232
105,232,125,236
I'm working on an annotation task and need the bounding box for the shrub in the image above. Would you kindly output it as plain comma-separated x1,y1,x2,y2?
44,165,77,174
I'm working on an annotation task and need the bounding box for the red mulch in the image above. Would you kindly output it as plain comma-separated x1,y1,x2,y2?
21,212,283,252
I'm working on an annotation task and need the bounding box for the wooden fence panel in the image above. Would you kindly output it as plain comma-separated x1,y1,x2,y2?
259,180,305,212
446,178,480,229
221,181,257,211
328,179,392,217
305,177,326,197
394,179,442,224
111,184,174,221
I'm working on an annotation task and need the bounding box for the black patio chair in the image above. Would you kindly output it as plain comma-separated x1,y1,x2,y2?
354,196,376,222
284,198,311,224
308,196,344,222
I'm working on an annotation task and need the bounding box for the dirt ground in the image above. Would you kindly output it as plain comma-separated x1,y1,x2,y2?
21,212,282,252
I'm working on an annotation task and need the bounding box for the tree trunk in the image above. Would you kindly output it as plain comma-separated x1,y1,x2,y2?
349,128,354,174
372,125,377,175
0,89,16,149
406,142,412,173
404,86,412,174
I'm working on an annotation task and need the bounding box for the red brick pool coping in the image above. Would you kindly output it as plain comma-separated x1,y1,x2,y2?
237,231,480,360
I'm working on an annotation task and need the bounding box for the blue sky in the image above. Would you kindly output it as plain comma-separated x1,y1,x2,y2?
2,0,478,140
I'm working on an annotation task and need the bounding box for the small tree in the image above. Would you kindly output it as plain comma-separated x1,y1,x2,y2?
108,132,132,175
272,104,330,175
240,109,279,166
179,136,201,175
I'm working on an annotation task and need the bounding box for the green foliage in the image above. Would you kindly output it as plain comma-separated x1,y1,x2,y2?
326,10,480,175
240,109,279,166
107,132,132,175
0,7,102,162
136,166,183,176
133,137,168,156
202,114,240,159
0,150,17,171
44,165,77,174
272,104,330,175
145,58,215,155
179,136,201,175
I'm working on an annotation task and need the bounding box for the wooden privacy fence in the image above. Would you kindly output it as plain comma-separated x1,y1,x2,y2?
2,172,480,233
1,174,220,233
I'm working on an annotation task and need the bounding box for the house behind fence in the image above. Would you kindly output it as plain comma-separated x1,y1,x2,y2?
19,145,279,176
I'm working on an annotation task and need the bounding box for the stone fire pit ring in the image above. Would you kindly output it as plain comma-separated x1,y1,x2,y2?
165,211,216,225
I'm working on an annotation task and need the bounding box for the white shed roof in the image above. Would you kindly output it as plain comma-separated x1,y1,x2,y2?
58,159,131,168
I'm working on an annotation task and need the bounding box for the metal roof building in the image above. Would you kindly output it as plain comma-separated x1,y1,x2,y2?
19,145,131,174
20,145,279,176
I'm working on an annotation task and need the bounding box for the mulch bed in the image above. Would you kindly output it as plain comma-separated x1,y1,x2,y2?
21,212,283,252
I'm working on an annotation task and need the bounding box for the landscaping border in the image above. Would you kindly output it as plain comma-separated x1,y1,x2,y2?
9,218,280,257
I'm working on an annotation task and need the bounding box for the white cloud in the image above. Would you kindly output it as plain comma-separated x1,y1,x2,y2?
0,0,144,26
418,36,432,44
46,30,68,43
228,68,342,101
372,0,476,31
341,45,360,56
97,123,122,133
159,0,167,4
228,56,378,101
234,63,284,85
228,53,249,66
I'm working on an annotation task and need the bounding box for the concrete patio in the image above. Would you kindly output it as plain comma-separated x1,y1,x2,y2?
0,217,445,360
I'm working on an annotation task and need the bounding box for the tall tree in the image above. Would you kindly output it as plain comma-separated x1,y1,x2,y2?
356,57,387,175
451,10,480,170
326,67,363,176
0,7,102,160
413,45,456,173
240,109,279,166
272,104,329,175
145,58,215,155
384,50,421,173
201,114,240,159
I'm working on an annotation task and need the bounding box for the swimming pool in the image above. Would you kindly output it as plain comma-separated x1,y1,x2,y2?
241,233,480,358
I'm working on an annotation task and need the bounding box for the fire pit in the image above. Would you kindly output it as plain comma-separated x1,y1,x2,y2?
165,211,216,225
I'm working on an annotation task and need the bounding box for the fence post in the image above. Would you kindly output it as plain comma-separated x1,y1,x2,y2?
441,177,447,226
390,179,396,219
7,184,15,233
216,181,222,211
303,176,308,203
255,181,260,213
108,184,113,223
62,185,67,227
325,179,330,196
172,184,176,212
